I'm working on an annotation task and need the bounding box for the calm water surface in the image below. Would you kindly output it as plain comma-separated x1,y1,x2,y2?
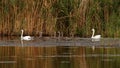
0,37,120,68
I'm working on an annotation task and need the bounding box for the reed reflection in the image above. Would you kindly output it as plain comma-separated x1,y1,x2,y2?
0,41,119,68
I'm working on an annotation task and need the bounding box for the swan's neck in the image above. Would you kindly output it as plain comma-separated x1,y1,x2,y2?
39,32,43,38
21,30,23,39
92,30,95,38
54,32,56,38
58,32,60,38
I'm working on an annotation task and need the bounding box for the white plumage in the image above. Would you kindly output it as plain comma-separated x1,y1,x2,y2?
91,28,101,39
21,29,33,40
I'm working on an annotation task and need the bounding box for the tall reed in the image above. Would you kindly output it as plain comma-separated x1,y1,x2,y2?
0,0,119,37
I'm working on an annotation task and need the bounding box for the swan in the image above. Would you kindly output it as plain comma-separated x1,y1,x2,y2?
57,31,71,41
39,32,43,38
21,29,33,40
91,28,101,39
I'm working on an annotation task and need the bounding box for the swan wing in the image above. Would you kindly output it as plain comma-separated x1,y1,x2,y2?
92,35,101,39
94,35,101,38
24,36,31,38
22,36,34,40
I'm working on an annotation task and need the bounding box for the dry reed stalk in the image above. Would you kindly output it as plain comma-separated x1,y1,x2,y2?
0,0,119,37
78,0,89,26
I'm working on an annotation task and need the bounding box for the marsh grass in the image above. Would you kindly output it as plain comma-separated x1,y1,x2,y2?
0,0,119,37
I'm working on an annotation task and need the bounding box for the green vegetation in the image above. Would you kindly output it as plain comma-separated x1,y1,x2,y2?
0,0,120,37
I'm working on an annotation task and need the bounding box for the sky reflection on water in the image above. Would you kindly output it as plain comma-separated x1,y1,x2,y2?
0,37,120,47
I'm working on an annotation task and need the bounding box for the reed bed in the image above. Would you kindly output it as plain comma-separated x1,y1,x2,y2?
0,0,119,37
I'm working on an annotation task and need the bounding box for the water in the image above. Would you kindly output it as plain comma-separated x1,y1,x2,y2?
0,37,120,68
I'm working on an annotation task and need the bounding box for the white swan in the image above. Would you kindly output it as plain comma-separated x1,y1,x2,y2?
21,29,33,40
91,28,101,39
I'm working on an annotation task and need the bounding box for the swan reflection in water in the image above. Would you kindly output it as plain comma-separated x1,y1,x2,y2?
92,38,101,42
21,40,24,47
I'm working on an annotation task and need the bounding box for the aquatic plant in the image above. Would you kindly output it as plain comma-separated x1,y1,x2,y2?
0,0,119,37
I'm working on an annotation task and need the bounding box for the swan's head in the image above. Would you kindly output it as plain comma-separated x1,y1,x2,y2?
92,28,95,31
40,32,43,34
58,31,60,34
39,32,43,36
21,29,23,32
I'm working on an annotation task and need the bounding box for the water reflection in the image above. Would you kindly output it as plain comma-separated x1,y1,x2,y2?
21,40,23,46
0,45,120,68
92,38,100,42
0,38,120,68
